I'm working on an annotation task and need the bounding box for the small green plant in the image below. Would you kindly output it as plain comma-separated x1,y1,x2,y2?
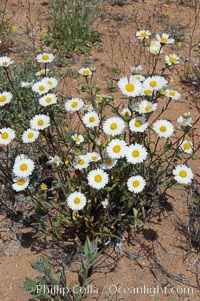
45,0,102,54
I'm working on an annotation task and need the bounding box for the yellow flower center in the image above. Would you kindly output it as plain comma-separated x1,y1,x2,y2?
125,111,130,116
150,80,157,88
110,122,117,130
1,132,9,139
113,145,121,153
83,70,90,75
2,61,8,67
20,163,28,171
75,136,80,142
144,89,151,95
183,143,191,150
161,37,168,43
179,170,187,178
135,120,142,127
71,101,78,108
105,158,112,165
0,95,6,102
89,116,95,122
159,126,167,132
27,132,34,139
47,80,52,86
169,91,176,97
39,85,45,91
74,197,81,204
145,105,152,112
91,156,97,161
41,183,47,190
94,175,102,182
132,150,140,157
132,180,140,187
140,32,147,38
78,159,85,165
45,97,52,103
42,54,49,61
169,57,176,63
125,83,135,92
38,119,44,126
17,178,25,186
39,70,45,75
160,89,166,95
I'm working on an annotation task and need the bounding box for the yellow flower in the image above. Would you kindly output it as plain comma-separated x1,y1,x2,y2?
11,25,17,31
40,29,48,35
65,160,69,165
40,183,47,190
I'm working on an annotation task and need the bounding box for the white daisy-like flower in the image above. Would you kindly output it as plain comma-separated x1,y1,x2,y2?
12,177,30,192
15,154,28,162
127,175,146,193
87,152,101,162
103,116,126,136
0,56,14,67
136,29,151,40
177,112,193,127
0,128,15,145
65,98,84,112
22,129,39,143
120,108,132,118
0,92,12,106
78,67,92,76
21,80,34,88
173,164,193,184
118,76,143,97
153,120,174,138
149,41,163,55
132,100,157,114
87,168,109,190
165,54,180,66
32,81,50,95
35,68,50,76
179,140,193,154
100,157,117,170
141,88,153,97
73,155,89,170
67,191,87,210
48,155,63,166
82,111,100,128
130,65,143,74
42,77,58,89
36,53,55,63
143,76,168,91
106,139,127,159
72,134,84,144
39,93,57,107
132,74,145,82
156,33,175,45
126,143,148,164
13,157,35,177
129,117,149,133
30,114,50,130
165,89,181,100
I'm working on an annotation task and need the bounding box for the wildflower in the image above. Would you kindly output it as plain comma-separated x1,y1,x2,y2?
173,164,193,184
30,114,50,130
12,177,29,192
73,155,89,170
42,77,58,89
118,76,143,97
35,69,50,76
156,33,175,45
21,80,34,88
153,120,174,138
177,112,193,127
39,29,48,35
32,81,50,95
48,155,62,166
132,100,157,114
136,29,151,40
126,143,148,164
130,65,143,74
141,88,153,96
72,134,84,144
120,108,132,118
165,54,180,66
0,92,12,106
127,175,146,193
82,111,100,128
102,198,109,208
78,67,92,76
143,76,168,91
100,157,117,170
15,154,28,162
165,89,181,100
149,41,162,54
36,53,55,63
179,140,193,154
87,168,109,190
87,152,101,162
0,56,14,67
103,116,126,136
13,157,35,177
132,74,145,82
11,25,17,31
0,128,15,145
22,129,39,143
106,139,127,159
39,93,57,106
67,192,87,210
129,117,149,132
65,98,84,112
40,183,47,190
